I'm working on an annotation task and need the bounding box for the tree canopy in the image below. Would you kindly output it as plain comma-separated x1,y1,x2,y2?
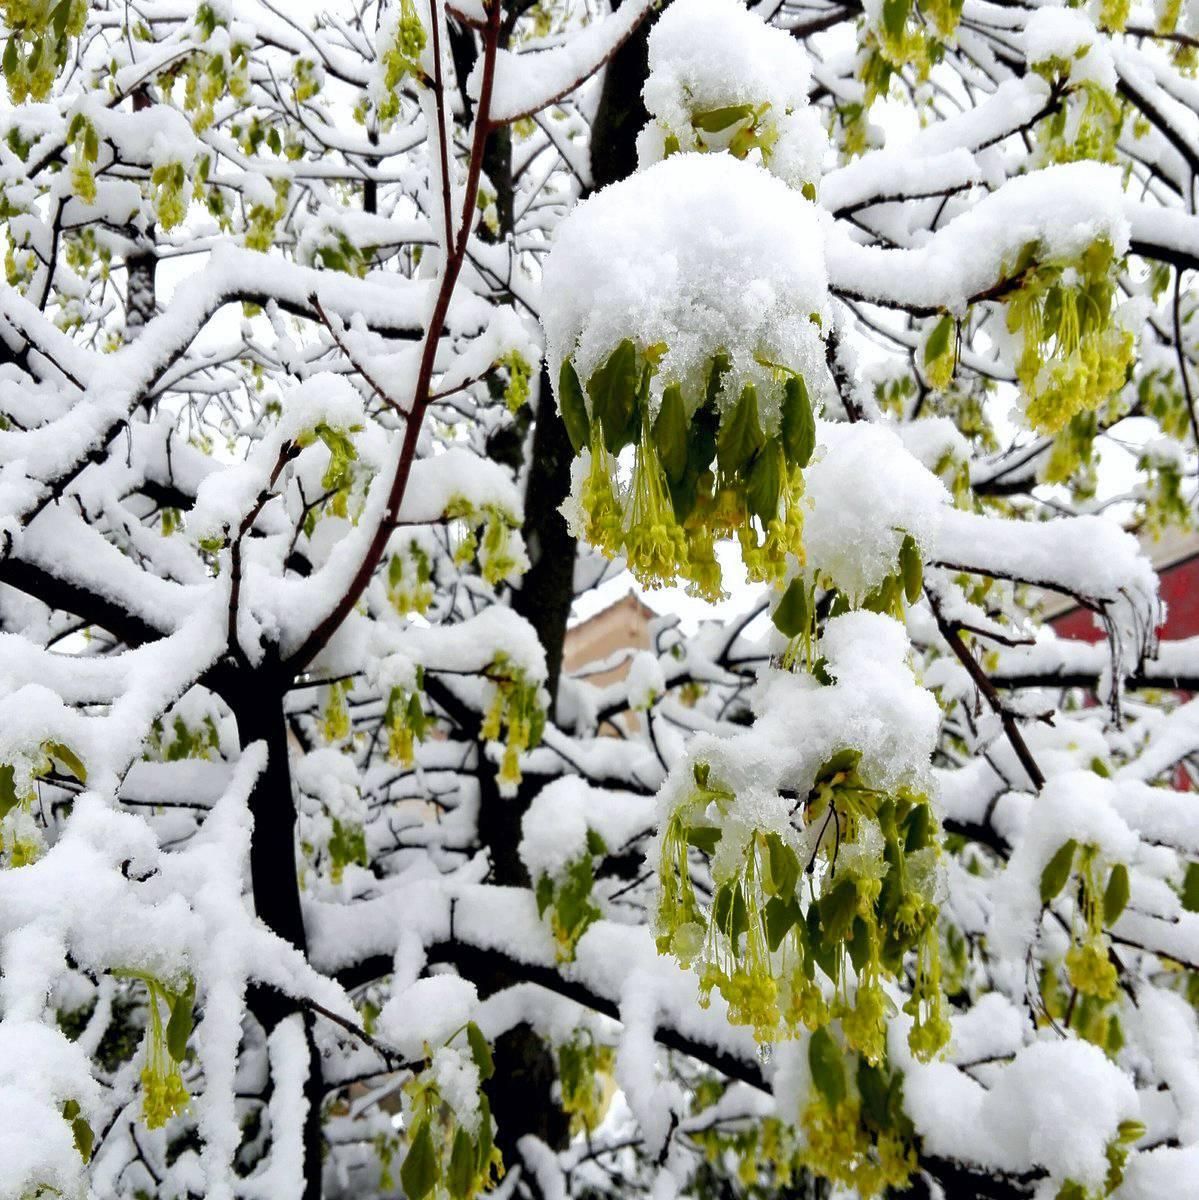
1,1,1198,1198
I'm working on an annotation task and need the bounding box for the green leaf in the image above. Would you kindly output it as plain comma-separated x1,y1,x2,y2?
772,577,810,640
902,802,933,853
806,903,838,980
1040,839,1077,904
882,0,911,41
781,375,816,469
808,1027,846,1106
535,873,554,918
585,828,608,858
899,534,923,604
857,1060,892,1131
653,384,689,483
667,402,719,523
1103,863,1130,925
448,1126,475,1199
763,894,801,953
1183,862,1199,913
558,359,590,454
476,1094,495,1175
818,877,859,944
764,832,800,899
400,1121,438,1200
62,1100,94,1162
686,825,721,855
3,37,18,79
46,741,87,783
716,384,764,478
820,878,859,940
706,352,730,405
847,916,872,972
588,339,640,454
815,748,860,784
713,881,736,938
692,103,755,133
466,1021,495,1081
923,314,954,366
731,882,748,943
746,442,782,525
0,764,19,821
166,977,195,1062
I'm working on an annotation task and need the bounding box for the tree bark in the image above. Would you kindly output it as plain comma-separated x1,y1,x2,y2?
125,88,157,345
229,668,325,1200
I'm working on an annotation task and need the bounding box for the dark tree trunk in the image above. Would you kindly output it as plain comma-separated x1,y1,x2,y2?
125,88,156,345
509,365,578,715
229,668,325,1200
588,1,658,192
480,5,665,1177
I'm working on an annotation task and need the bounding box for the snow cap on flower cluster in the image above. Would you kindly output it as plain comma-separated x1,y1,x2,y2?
542,152,830,427
190,372,366,545
653,610,941,852
988,769,1138,967
638,0,825,189
1020,7,1116,90
804,420,949,601
377,974,478,1061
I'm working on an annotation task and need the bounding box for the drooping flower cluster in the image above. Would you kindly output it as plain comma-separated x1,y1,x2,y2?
534,830,607,962
123,973,195,1130
481,654,548,793
399,1023,504,1200
1039,837,1130,1046
799,1028,918,1197
0,0,87,102
556,1031,616,1136
1,739,87,867
655,751,948,1064
562,342,816,599
847,0,966,151
384,669,432,767
387,540,435,616
178,5,252,134
445,497,529,589
637,0,825,194
771,532,923,672
1004,238,1135,434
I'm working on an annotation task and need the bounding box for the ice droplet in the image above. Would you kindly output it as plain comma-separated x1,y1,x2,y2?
757,1041,774,1065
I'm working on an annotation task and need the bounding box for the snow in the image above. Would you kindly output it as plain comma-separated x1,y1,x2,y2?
476,2,657,124
827,162,1131,313
989,770,1138,967
520,776,652,883
1021,8,1117,90
378,975,479,1061
543,152,830,423
903,1039,1140,1187
803,419,949,601
2,3,1197,1196
639,0,824,188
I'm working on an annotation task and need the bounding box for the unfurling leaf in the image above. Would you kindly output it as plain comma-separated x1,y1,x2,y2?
559,359,590,453
1103,863,1130,925
717,384,764,478
899,534,922,604
781,375,815,468
772,577,810,639
809,1027,846,1106
654,383,689,482
1040,839,1077,904
400,1121,438,1200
